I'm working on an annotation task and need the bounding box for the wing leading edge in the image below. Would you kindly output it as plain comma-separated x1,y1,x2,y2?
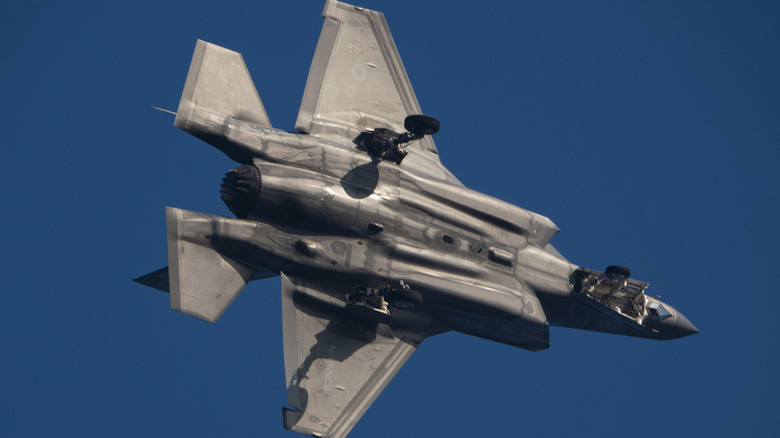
281,274,418,438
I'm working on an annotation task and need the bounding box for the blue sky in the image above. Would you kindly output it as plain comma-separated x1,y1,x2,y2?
2,0,778,436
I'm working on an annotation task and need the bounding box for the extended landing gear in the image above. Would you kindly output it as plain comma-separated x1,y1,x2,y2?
572,265,647,323
353,115,440,164
346,281,423,324
404,115,440,136
605,265,631,280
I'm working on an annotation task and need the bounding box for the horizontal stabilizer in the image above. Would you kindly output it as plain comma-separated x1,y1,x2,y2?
134,266,170,293
166,207,256,323
134,266,278,295
175,39,271,132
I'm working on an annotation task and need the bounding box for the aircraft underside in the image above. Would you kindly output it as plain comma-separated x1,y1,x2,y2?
135,1,697,437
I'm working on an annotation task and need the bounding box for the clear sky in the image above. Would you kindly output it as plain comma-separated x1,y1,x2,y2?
2,0,779,436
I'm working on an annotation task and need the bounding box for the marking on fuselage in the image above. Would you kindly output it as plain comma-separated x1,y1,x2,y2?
260,126,294,136
322,345,338,392
267,167,287,177
246,124,294,137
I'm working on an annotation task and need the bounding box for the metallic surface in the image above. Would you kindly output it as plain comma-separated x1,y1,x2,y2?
135,1,698,437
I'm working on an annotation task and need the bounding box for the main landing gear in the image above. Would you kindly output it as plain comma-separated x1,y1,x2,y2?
346,281,424,324
353,115,440,164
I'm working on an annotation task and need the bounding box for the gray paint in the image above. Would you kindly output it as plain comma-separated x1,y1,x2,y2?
135,1,698,437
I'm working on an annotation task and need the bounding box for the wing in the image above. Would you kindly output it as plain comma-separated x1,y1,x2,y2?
281,273,418,438
296,0,461,185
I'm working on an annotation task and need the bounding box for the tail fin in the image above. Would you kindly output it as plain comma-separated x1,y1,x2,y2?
166,207,256,323
174,39,271,134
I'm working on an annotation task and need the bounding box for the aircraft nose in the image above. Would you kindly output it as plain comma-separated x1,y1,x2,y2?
669,310,699,338
657,307,699,339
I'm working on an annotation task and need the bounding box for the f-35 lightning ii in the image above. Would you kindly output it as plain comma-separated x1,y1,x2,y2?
135,1,698,437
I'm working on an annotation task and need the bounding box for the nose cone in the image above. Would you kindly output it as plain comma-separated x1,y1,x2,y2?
668,310,699,339
656,307,699,339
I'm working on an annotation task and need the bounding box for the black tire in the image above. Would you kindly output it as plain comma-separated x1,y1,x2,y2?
387,289,423,310
605,265,631,279
404,115,440,136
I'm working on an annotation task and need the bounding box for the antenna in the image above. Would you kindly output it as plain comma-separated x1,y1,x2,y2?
151,106,177,116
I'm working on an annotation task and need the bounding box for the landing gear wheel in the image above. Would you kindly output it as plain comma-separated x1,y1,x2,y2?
605,265,631,279
387,289,423,310
404,115,440,136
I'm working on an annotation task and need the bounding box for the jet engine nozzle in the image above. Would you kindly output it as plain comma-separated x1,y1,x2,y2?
220,164,262,218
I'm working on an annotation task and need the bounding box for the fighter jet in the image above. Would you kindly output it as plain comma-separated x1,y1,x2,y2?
135,1,698,437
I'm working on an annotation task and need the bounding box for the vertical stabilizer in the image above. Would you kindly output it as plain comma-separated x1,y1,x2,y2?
175,40,271,135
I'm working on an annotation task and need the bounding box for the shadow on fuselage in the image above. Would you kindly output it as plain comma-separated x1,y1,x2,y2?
340,162,379,199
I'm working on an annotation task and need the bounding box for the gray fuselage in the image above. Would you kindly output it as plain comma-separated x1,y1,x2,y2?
180,113,693,351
